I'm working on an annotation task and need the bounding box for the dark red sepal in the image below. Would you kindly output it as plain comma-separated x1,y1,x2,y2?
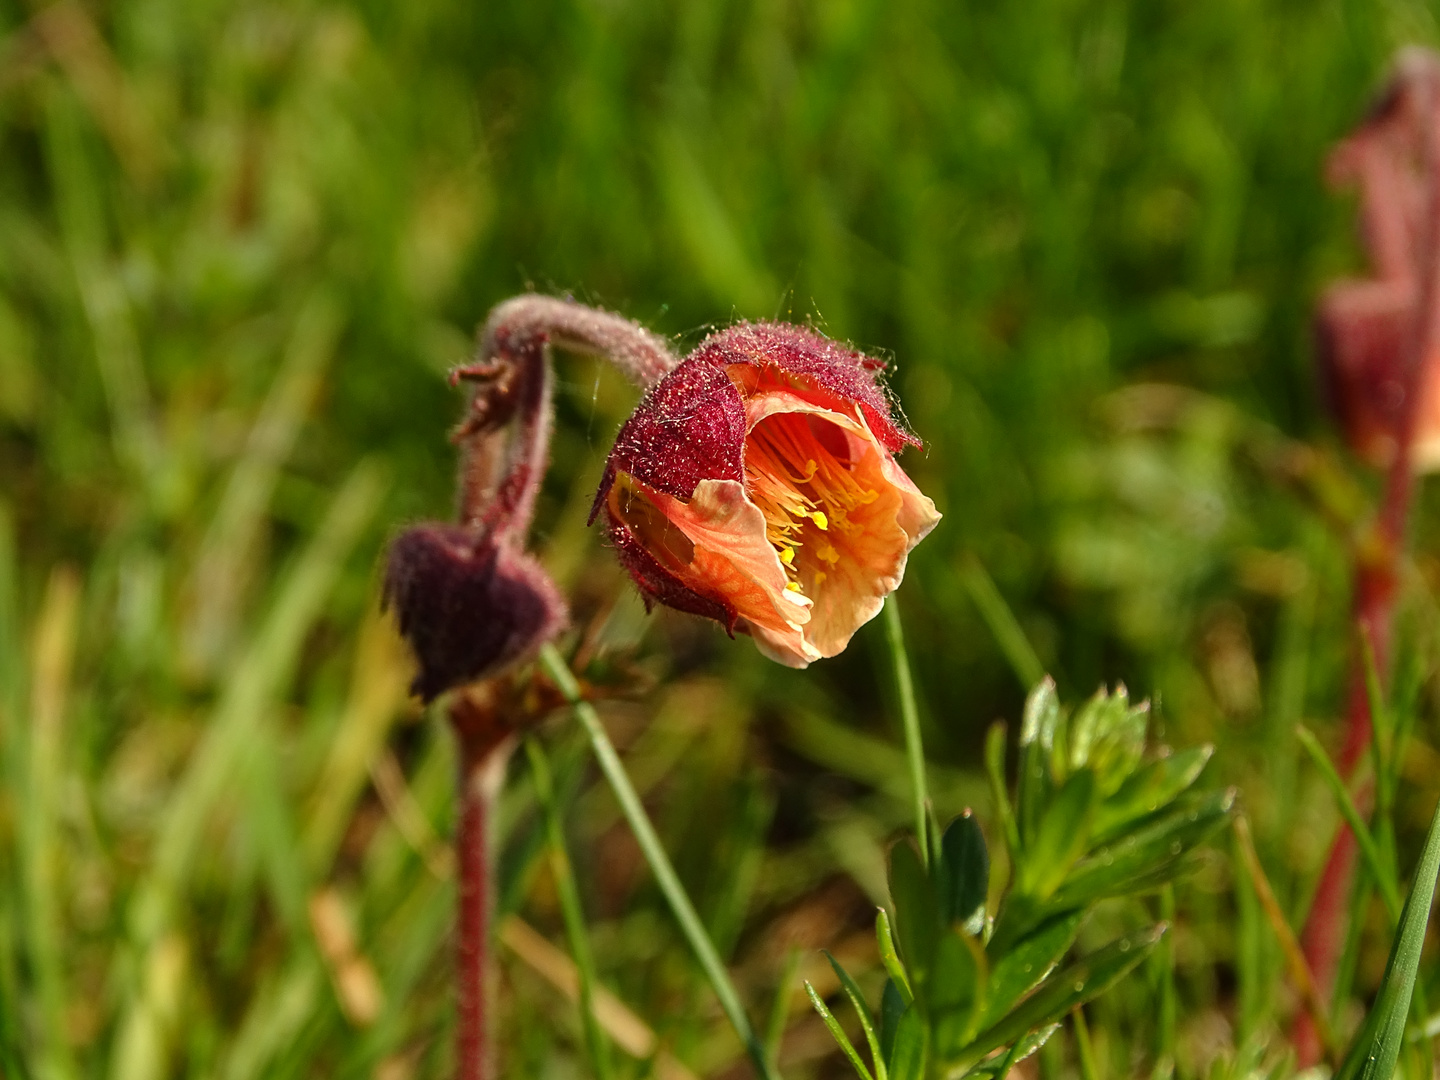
606,514,739,634
589,357,747,520
688,322,919,453
383,523,567,703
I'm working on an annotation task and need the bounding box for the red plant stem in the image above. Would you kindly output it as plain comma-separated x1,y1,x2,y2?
437,300,676,1078
1294,73,1440,1068
453,701,514,1080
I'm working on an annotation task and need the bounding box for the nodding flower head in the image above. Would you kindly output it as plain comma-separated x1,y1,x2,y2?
592,322,941,667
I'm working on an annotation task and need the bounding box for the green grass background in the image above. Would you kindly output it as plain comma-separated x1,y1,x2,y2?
1,0,1437,1076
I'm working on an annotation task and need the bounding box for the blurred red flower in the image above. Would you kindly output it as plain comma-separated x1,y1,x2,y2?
1318,49,1440,470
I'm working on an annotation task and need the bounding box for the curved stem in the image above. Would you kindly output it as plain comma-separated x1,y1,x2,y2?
539,644,780,1080
456,297,680,534
479,295,678,389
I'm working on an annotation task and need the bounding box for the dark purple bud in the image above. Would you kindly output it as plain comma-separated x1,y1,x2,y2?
383,524,567,702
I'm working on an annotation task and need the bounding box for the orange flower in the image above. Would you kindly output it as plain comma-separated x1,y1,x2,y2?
593,323,940,666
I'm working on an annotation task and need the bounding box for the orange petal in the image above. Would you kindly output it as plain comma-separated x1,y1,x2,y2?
608,473,820,666
741,391,941,658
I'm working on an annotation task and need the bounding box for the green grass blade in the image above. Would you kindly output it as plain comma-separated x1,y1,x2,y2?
805,981,876,1080
959,554,1045,689
825,951,887,1080
524,736,613,1080
876,909,914,1005
1295,725,1401,922
184,292,344,674
884,596,930,868
986,722,1021,860
114,463,384,1079
1071,1006,1098,1080
137,461,386,935
540,643,779,1080
765,949,802,1072
25,570,80,1080
1153,885,1177,1071
1358,628,1390,791
1337,791,1440,1080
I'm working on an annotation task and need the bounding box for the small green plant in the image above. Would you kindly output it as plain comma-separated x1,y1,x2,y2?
811,677,1234,1079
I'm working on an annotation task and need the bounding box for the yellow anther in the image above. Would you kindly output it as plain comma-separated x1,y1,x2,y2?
785,580,803,592
780,547,795,565
817,542,840,565
810,511,829,530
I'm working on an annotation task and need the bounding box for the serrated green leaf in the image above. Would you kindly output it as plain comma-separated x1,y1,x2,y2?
939,813,990,933
1019,770,1096,900
930,929,988,1056
1296,724,1401,923
982,911,1083,1027
877,908,914,1006
807,981,876,1080
886,1003,927,1080
1092,746,1213,844
827,952,887,1080
1336,793,1440,1080
1050,788,1234,909
890,839,940,983
965,926,1165,1065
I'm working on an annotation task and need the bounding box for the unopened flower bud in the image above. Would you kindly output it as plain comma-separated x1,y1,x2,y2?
383,524,566,703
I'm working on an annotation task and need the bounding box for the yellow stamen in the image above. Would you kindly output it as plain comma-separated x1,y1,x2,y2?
743,409,881,595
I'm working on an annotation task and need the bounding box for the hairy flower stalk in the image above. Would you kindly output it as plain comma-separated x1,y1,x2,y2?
384,295,678,1080
1301,48,1440,1066
593,322,940,665
386,296,937,1077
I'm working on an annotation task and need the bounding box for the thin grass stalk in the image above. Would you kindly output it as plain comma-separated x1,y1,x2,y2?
1071,1006,1098,1080
523,736,613,1080
1233,815,1337,1065
959,554,1044,689
883,596,930,868
538,644,780,1080
1154,885,1176,1075
1295,725,1402,922
764,949,802,1073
